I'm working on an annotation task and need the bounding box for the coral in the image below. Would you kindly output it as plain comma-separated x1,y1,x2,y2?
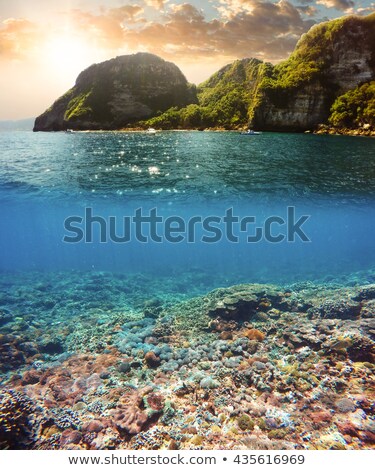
82,420,105,433
242,329,266,342
206,285,281,320
0,389,35,449
309,299,361,320
0,335,26,373
240,435,292,450
111,390,149,435
264,408,293,429
190,435,204,446
160,401,176,425
39,337,64,355
144,351,161,368
0,310,12,327
60,429,82,446
200,377,219,389
268,429,288,439
1,272,375,450
131,428,169,450
335,398,357,413
353,284,375,302
309,410,332,427
219,331,233,340
21,369,42,385
144,393,165,415
237,415,255,431
143,298,163,318
328,336,353,352
174,383,194,397
347,335,375,363
51,408,82,430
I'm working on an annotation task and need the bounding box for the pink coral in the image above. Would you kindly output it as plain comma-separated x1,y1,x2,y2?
111,391,148,435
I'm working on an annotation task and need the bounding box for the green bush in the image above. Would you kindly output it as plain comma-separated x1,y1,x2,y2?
329,81,375,128
64,91,93,121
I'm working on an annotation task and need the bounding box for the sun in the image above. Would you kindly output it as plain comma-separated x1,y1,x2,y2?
44,34,94,78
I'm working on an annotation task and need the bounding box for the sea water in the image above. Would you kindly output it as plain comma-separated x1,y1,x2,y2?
1,130,375,286
1,129,375,450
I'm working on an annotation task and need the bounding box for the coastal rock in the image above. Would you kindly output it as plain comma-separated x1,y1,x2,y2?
33,14,374,133
250,14,375,131
34,53,197,131
140,13,375,133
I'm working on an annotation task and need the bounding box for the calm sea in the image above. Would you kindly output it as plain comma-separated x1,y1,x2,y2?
1,130,375,288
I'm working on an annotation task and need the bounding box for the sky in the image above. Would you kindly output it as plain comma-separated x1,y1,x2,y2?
0,0,374,120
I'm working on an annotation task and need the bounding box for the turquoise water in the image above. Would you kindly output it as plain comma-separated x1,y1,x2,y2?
1,130,375,450
0,131,375,286
1,131,375,202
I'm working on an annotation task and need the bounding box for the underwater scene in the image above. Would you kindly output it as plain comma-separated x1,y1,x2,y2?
0,130,375,450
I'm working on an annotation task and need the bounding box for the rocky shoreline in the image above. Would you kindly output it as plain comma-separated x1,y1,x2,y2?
313,125,375,137
0,270,374,450
71,126,375,137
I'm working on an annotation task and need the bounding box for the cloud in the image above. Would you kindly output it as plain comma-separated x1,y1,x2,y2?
107,5,145,20
144,0,169,8
70,5,146,49
0,1,315,66
355,3,375,15
217,0,257,19
0,18,40,60
316,0,355,11
296,5,318,16
111,1,314,62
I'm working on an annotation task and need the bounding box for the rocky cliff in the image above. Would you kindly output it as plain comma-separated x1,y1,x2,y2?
143,13,375,132
34,53,197,131
34,13,375,133
250,13,375,131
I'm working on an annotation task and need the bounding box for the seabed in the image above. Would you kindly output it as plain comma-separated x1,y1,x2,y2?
0,269,374,450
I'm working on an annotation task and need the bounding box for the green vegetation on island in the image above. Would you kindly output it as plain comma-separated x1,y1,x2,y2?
34,13,375,134
141,13,375,133
143,59,264,129
34,53,197,131
329,81,375,128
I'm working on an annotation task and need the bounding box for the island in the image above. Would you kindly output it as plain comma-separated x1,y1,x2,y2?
34,12,375,135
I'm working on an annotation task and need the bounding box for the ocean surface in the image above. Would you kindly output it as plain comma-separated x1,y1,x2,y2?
1,130,375,450
0,130,375,285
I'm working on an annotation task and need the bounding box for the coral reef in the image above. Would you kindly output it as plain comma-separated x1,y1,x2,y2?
0,270,374,450
0,389,35,449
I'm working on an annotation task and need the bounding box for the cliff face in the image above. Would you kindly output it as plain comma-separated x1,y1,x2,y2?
34,13,375,132
34,53,197,131
197,58,264,128
250,13,375,131
141,13,375,131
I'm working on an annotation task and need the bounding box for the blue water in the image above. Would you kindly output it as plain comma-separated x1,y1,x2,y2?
1,130,375,289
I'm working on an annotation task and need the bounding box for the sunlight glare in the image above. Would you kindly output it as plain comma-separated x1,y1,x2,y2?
45,34,94,77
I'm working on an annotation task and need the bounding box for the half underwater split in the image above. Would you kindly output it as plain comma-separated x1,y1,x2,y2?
0,131,374,450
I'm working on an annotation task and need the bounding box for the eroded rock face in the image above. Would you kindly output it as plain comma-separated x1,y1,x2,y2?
34,53,197,131
252,83,330,132
251,14,375,131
